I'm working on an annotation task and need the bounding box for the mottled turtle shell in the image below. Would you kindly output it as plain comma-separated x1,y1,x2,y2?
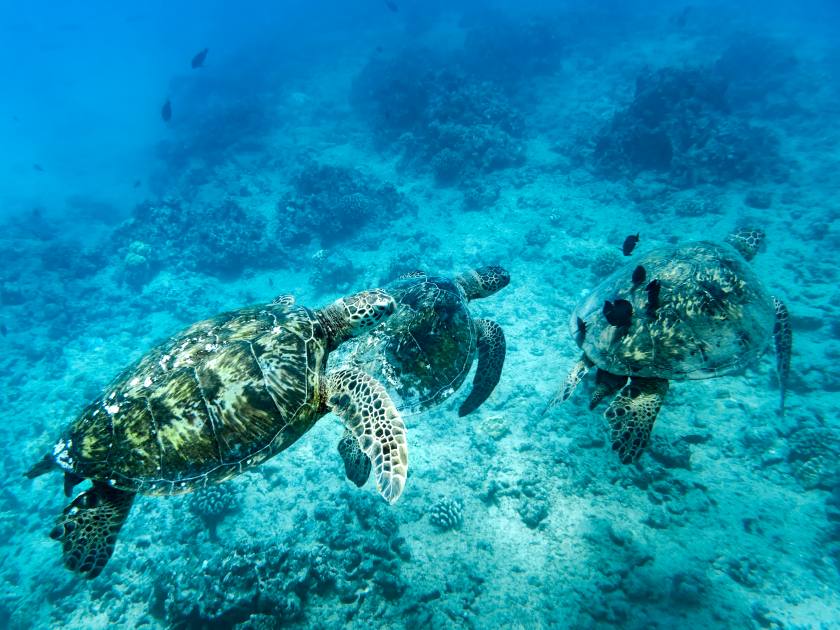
330,274,475,413
572,241,775,380
58,301,327,496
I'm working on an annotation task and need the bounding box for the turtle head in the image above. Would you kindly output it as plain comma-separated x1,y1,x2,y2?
320,289,396,349
456,266,510,300
725,228,765,262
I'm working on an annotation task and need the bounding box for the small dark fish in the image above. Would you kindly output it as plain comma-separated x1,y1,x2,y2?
646,279,661,316
385,0,399,12
161,99,172,122
33,163,45,172
622,233,640,256
603,299,633,327
632,265,646,286
0,323,7,336
375,45,384,54
133,179,141,188
191,48,209,69
575,316,587,345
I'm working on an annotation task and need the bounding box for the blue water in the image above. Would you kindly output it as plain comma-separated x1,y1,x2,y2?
2,1,839,627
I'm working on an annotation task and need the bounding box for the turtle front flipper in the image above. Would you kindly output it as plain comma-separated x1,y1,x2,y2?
604,377,669,464
337,428,372,487
50,482,135,579
458,319,506,417
772,297,792,415
327,369,408,504
543,354,593,415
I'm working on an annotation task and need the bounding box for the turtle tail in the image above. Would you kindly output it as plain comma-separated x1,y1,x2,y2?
25,454,55,479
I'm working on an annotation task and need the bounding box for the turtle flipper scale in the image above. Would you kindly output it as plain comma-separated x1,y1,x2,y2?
337,428,372,487
772,297,792,415
589,369,628,411
543,354,593,415
327,369,408,504
604,377,669,464
50,482,135,579
459,319,506,417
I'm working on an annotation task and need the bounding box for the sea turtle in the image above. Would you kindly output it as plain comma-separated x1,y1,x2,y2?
331,266,509,486
546,228,792,464
25,290,408,579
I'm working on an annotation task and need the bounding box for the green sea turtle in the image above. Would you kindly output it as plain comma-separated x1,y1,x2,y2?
25,290,408,579
331,266,509,486
546,228,792,464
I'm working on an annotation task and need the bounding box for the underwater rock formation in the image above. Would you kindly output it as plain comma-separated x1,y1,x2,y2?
787,425,840,490
352,52,525,187
459,11,565,86
277,162,415,246
592,66,783,186
110,197,274,281
309,249,358,294
156,489,410,627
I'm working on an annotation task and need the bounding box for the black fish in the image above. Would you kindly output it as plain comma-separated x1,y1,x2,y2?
632,265,646,286
191,48,208,69
133,179,141,188
622,233,640,256
385,0,399,12
161,99,172,122
33,163,45,172
646,279,661,316
603,300,633,327
575,316,587,345
0,323,6,336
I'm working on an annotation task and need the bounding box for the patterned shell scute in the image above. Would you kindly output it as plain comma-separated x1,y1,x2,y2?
572,241,775,380
63,303,326,495
332,274,476,413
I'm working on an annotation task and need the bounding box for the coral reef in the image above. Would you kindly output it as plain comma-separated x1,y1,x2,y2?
277,162,414,247
592,66,783,186
352,52,525,187
157,489,409,627
309,249,358,295
110,197,274,281
459,11,565,86
429,497,464,531
187,484,241,541
787,426,840,490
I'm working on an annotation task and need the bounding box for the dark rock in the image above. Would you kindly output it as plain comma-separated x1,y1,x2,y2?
744,190,772,209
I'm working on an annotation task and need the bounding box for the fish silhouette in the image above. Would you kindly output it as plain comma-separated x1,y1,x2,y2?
603,300,633,327
191,48,208,69
622,233,639,256
385,0,399,12
632,265,646,286
161,99,172,122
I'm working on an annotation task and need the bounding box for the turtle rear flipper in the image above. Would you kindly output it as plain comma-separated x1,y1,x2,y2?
50,482,135,579
604,377,669,464
24,454,55,479
459,319,506,417
337,428,372,487
543,355,593,415
589,369,628,410
772,297,792,414
327,369,408,504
